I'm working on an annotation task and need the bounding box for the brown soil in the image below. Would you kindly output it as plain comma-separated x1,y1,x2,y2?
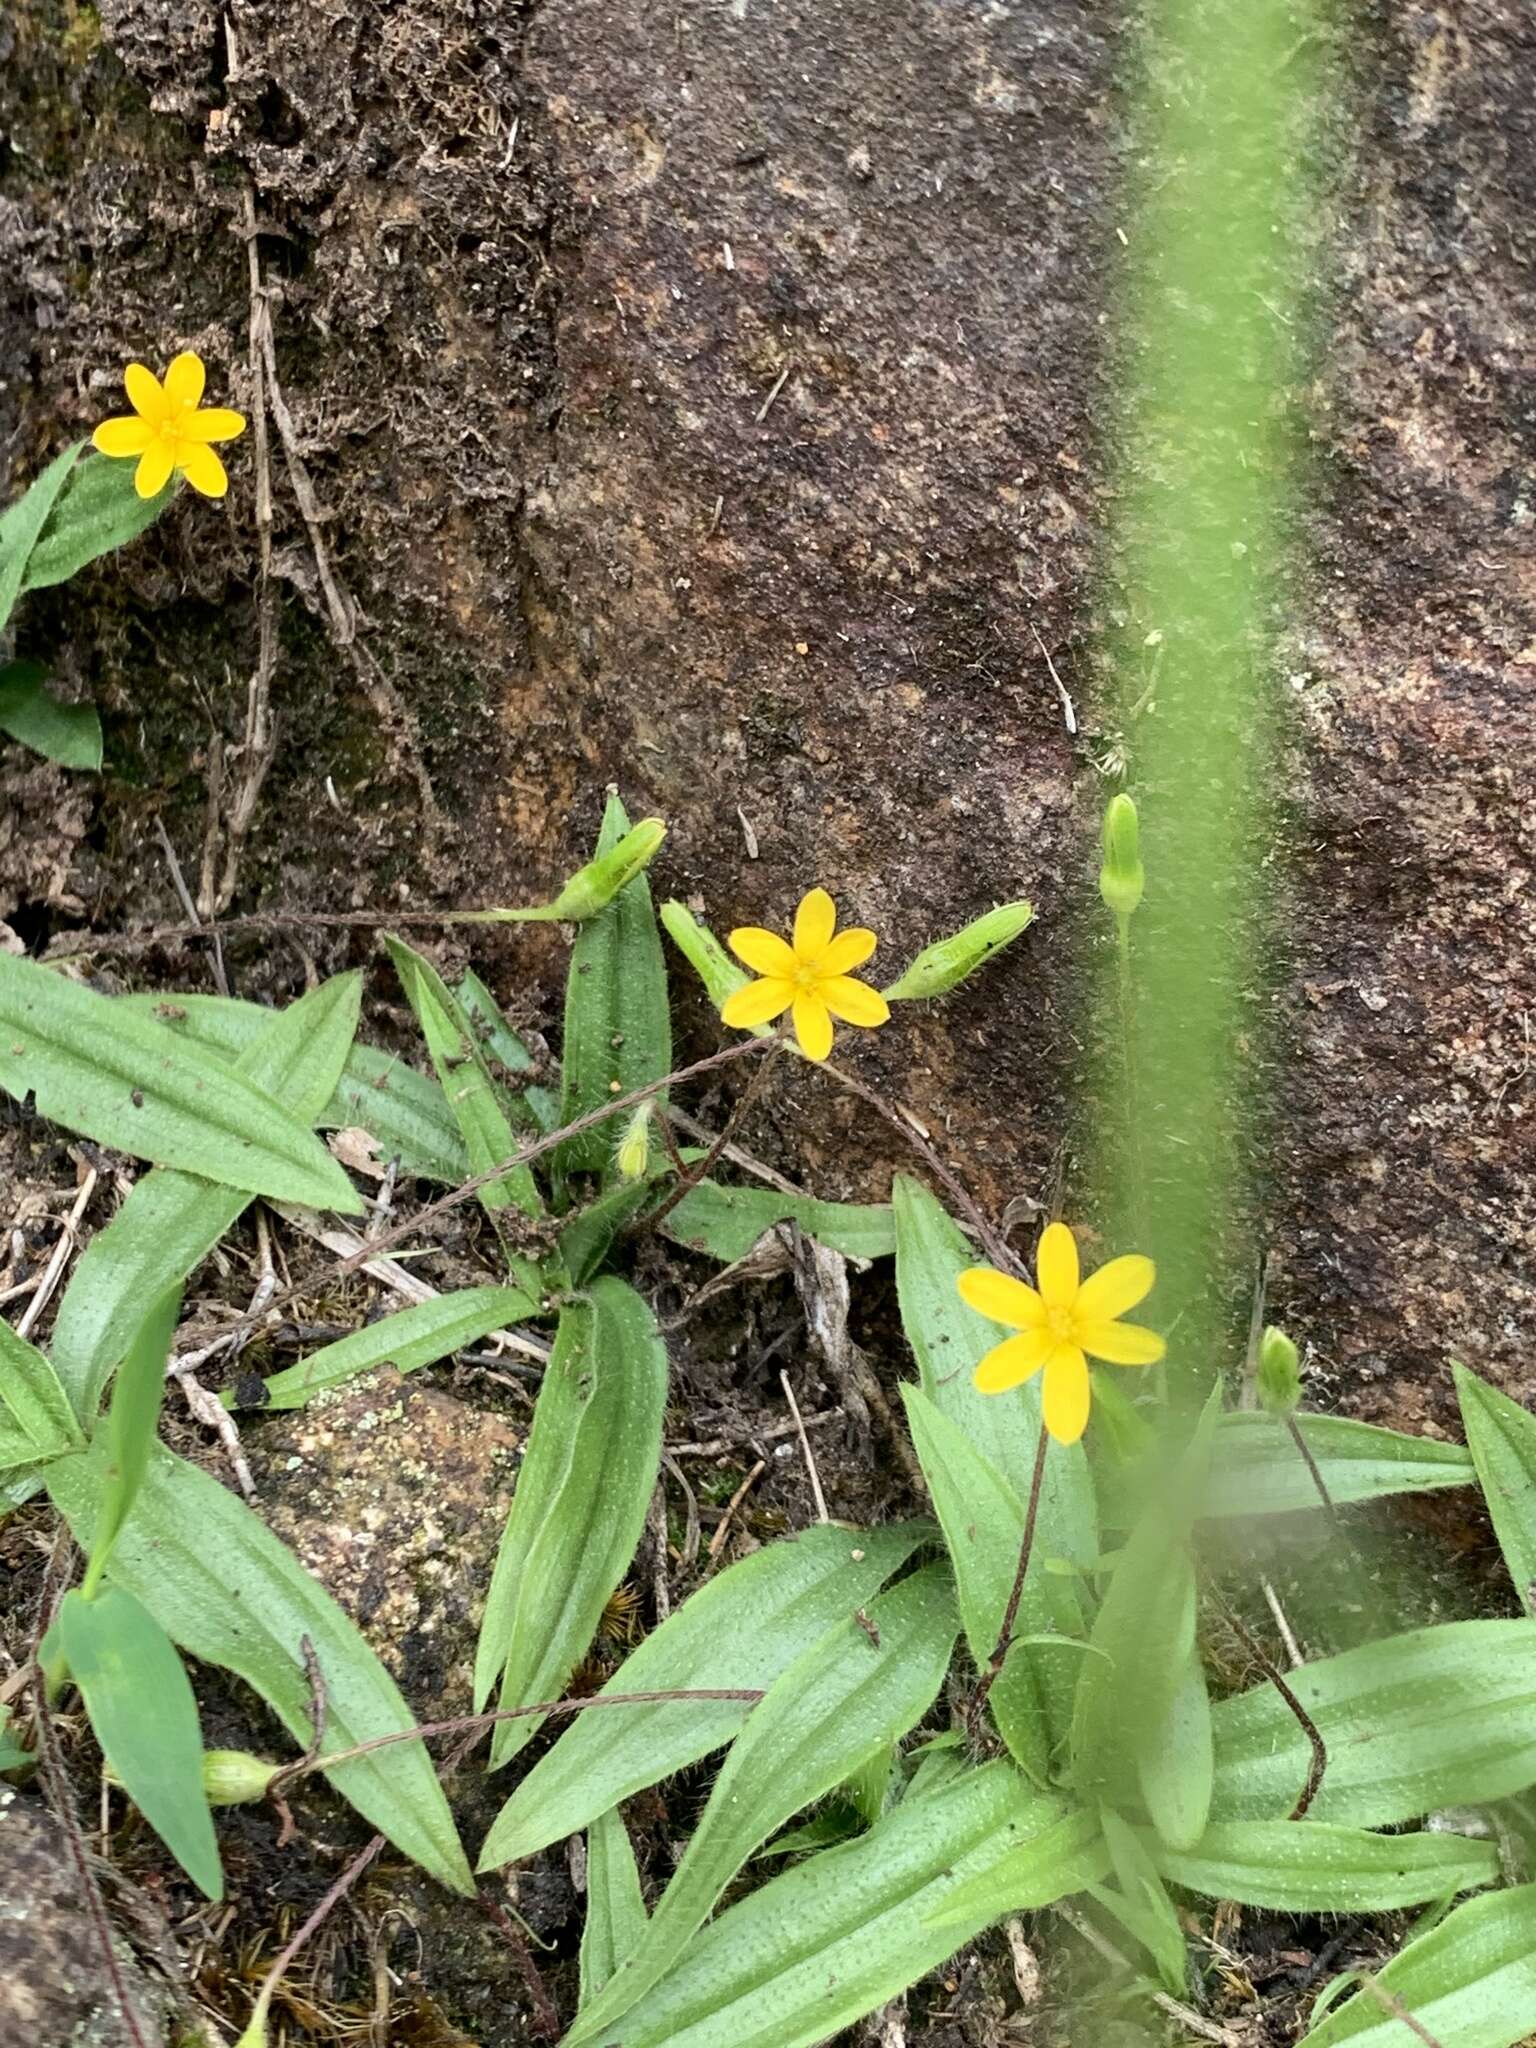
3,0,1534,2041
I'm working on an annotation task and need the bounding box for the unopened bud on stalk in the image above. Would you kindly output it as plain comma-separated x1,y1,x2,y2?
881,901,1034,1002
1257,1325,1302,1417
615,1101,654,1181
1099,793,1145,922
457,819,667,925
659,901,765,1023
106,1747,279,1807
546,818,666,920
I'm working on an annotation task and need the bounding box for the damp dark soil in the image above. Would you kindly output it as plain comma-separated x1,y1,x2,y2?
3,0,1535,2041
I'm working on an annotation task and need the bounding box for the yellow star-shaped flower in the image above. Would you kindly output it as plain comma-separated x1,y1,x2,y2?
959,1222,1165,1444
92,352,246,501
721,887,891,1062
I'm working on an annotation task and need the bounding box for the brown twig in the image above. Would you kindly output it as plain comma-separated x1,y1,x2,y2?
154,815,229,996
481,1895,562,2040
636,1038,784,1235
818,1057,1022,1276
244,1832,384,2041
295,1685,766,1781
1349,1970,1447,2048
780,1369,829,1522
1284,1412,1340,1525
706,1458,767,1563
970,1422,1050,1727
1219,1598,1327,1820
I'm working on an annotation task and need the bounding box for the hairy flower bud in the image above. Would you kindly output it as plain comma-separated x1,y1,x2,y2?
1099,793,1145,922
1257,1325,1302,1417
881,901,1034,1002
461,819,668,926
547,818,667,920
615,1101,654,1181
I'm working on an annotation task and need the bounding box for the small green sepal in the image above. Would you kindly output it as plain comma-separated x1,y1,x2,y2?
881,901,1034,1002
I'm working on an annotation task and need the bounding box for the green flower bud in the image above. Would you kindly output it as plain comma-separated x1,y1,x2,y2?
881,901,1034,1002
106,1747,280,1807
547,818,667,920
1257,1325,1302,1417
456,818,667,925
615,1101,654,1181
659,900,763,1022
1099,793,1145,922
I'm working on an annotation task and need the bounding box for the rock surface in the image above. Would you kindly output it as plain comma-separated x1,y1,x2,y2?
3,0,1530,1440
0,1790,173,2048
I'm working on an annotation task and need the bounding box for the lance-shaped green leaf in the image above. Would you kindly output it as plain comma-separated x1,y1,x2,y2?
1206,1410,1474,1518
0,442,81,629
580,1806,649,2006
0,1315,83,1464
456,971,560,1134
118,989,470,1184
56,1583,222,1899
557,795,672,1179
384,936,543,1241
241,1285,540,1411
0,660,102,770
1092,1806,1187,1995
47,1442,473,1895
1300,1882,1536,2048
881,901,1034,1002
0,955,360,1212
659,899,755,1017
563,1565,960,2045
1152,1818,1497,1913
481,1277,667,1764
581,1767,1094,2048
480,1519,926,1866
901,1384,1079,1783
664,1180,895,1265
1136,1642,1213,1853
1072,1406,1217,1821
83,1287,180,1597
1210,1618,1536,1827
51,974,362,1420
18,450,173,593
1455,1362,1536,1610
892,1174,1097,1538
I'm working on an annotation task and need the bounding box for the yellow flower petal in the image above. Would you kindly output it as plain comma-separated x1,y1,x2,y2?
1036,1222,1080,1309
819,975,890,1028
93,415,155,458
177,442,229,499
1076,1254,1156,1323
124,362,167,425
819,927,877,976
134,438,176,499
721,976,793,1028
791,992,835,1061
1041,1346,1091,1444
163,351,206,409
958,1266,1047,1331
1078,1318,1166,1367
973,1328,1054,1394
793,888,837,960
180,406,247,445
729,927,799,979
